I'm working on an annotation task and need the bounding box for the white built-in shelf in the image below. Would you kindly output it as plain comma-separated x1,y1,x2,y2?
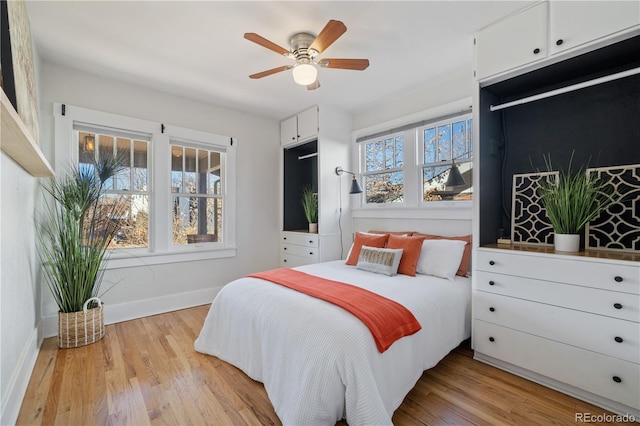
1,89,54,177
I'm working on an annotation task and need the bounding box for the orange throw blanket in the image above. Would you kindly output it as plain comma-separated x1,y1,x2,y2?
247,268,422,353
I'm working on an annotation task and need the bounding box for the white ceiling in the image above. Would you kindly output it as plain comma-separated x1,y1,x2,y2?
26,1,533,121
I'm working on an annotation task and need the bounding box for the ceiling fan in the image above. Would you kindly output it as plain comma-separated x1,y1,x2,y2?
244,20,370,90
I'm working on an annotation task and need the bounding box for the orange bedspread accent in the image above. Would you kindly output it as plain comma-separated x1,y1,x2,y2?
247,268,422,353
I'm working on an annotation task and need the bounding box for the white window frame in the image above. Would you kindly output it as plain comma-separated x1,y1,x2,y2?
53,103,237,269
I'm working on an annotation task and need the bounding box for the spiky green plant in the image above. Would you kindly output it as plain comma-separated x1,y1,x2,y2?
301,185,318,224
537,154,614,235
38,155,127,313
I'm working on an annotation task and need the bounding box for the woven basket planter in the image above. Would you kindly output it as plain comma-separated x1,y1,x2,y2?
58,297,105,349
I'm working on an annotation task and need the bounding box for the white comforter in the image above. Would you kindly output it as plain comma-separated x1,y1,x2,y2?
194,261,471,425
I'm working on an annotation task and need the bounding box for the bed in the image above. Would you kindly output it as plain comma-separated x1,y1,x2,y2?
195,257,472,425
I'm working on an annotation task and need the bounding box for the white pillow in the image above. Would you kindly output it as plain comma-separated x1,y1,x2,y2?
416,239,467,281
356,245,403,276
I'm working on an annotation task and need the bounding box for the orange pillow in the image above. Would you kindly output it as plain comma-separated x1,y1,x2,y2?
346,232,389,265
368,230,414,236
385,234,426,276
413,233,472,277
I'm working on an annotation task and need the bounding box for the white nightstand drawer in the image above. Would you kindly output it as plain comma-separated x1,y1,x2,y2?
282,243,319,259
475,271,640,322
475,291,640,364
476,249,639,294
475,320,640,410
281,232,319,248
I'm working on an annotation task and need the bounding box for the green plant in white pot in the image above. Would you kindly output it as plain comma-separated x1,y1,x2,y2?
301,185,318,233
38,155,127,348
537,155,613,252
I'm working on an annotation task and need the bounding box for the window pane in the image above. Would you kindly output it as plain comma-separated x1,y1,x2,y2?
133,140,148,191
110,194,149,248
423,162,473,201
424,128,436,164
209,151,221,195
452,121,467,160
172,196,222,245
98,135,115,189
395,137,404,168
78,131,96,164
184,148,197,194
437,125,451,161
115,138,131,191
365,171,403,204
171,145,184,193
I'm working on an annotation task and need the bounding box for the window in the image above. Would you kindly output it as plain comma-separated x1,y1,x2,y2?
170,143,224,245
419,113,473,201
77,127,150,248
362,133,405,204
357,109,472,206
56,104,236,267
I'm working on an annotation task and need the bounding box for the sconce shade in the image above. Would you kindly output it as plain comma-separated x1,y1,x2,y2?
349,176,363,194
445,162,466,187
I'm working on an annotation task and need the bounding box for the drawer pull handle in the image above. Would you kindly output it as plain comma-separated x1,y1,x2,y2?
283,247,287,250
489,281,495,286
614,276,623,283
309,252,314,255
533,48,540,54
612,376,622,383
615,336,624,343
309,240,313,244
489,307,495,312
556,39,564,46
613,303,623,310
284,237,287,240
283,259,287,262
489,337,495,342
489,261,495,266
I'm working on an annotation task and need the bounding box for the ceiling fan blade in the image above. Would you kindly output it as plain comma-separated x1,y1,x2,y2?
244,33,290,56
317,58,370,70
309,20,347,54
249,65,292,79
306,80,321,90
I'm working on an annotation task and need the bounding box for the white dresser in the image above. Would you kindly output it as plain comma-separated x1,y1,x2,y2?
281,231,319,267
473,246,640,417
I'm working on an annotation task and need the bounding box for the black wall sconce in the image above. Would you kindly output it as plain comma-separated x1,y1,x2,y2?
335,166,363,194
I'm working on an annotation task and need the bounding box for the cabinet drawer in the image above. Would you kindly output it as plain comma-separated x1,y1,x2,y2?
476,249,639,294
281,253,317,268
281,232,319,248
282,243,319,259
474,320,640,409
475,271,640,322
475,291,639,363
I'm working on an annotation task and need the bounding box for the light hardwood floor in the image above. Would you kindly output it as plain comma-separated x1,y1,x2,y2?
18,305,618,425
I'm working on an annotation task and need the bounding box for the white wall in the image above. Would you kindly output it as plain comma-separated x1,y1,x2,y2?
349,71,474,239
38,62,281,330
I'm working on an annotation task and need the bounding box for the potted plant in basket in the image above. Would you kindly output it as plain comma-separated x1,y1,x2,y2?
301,185,318,233
537,154,614,252
38,155,127,348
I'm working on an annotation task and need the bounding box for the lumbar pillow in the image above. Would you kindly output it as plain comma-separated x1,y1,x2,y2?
356,246,403,276
416,239,467,281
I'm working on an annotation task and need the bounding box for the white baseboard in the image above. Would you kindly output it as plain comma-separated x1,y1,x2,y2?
41,286,222,338
1,327,40,426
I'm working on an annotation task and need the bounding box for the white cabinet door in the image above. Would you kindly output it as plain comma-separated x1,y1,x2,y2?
280,115,298,147
475,2,548,80
550,1,640,55
296,106,318,142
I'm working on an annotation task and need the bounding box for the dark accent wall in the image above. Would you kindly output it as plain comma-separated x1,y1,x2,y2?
478,36,640,246
283,140,318,231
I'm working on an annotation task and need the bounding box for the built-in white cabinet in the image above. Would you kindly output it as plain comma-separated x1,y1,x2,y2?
473,247,640,417
280,105,351,267
549,1,640,55
474,0,640,81
280,105,319,147
474,2,548,81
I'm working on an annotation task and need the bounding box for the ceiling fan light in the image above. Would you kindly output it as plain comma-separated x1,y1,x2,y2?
292,63,317,86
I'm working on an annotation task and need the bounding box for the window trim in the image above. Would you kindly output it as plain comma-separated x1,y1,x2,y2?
53,103,237,269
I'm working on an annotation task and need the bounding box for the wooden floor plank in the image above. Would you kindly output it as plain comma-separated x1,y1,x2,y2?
17,305,619,425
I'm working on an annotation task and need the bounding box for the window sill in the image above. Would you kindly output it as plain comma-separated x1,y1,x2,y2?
103,246,237,270
352,202,472,220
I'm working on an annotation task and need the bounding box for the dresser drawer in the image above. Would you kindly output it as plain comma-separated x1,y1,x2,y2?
282,243,319,259
281,253,317,268
475,291,640,364
476,249,639,294
474,320,640,410
475,271,640,322
281,232,319,248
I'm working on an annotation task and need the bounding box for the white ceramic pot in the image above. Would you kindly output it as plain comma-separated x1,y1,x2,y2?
554,233,580,252
309,223,318,234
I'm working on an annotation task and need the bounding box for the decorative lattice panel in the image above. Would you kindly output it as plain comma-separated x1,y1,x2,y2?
511,172,557,246
586,164,640,253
